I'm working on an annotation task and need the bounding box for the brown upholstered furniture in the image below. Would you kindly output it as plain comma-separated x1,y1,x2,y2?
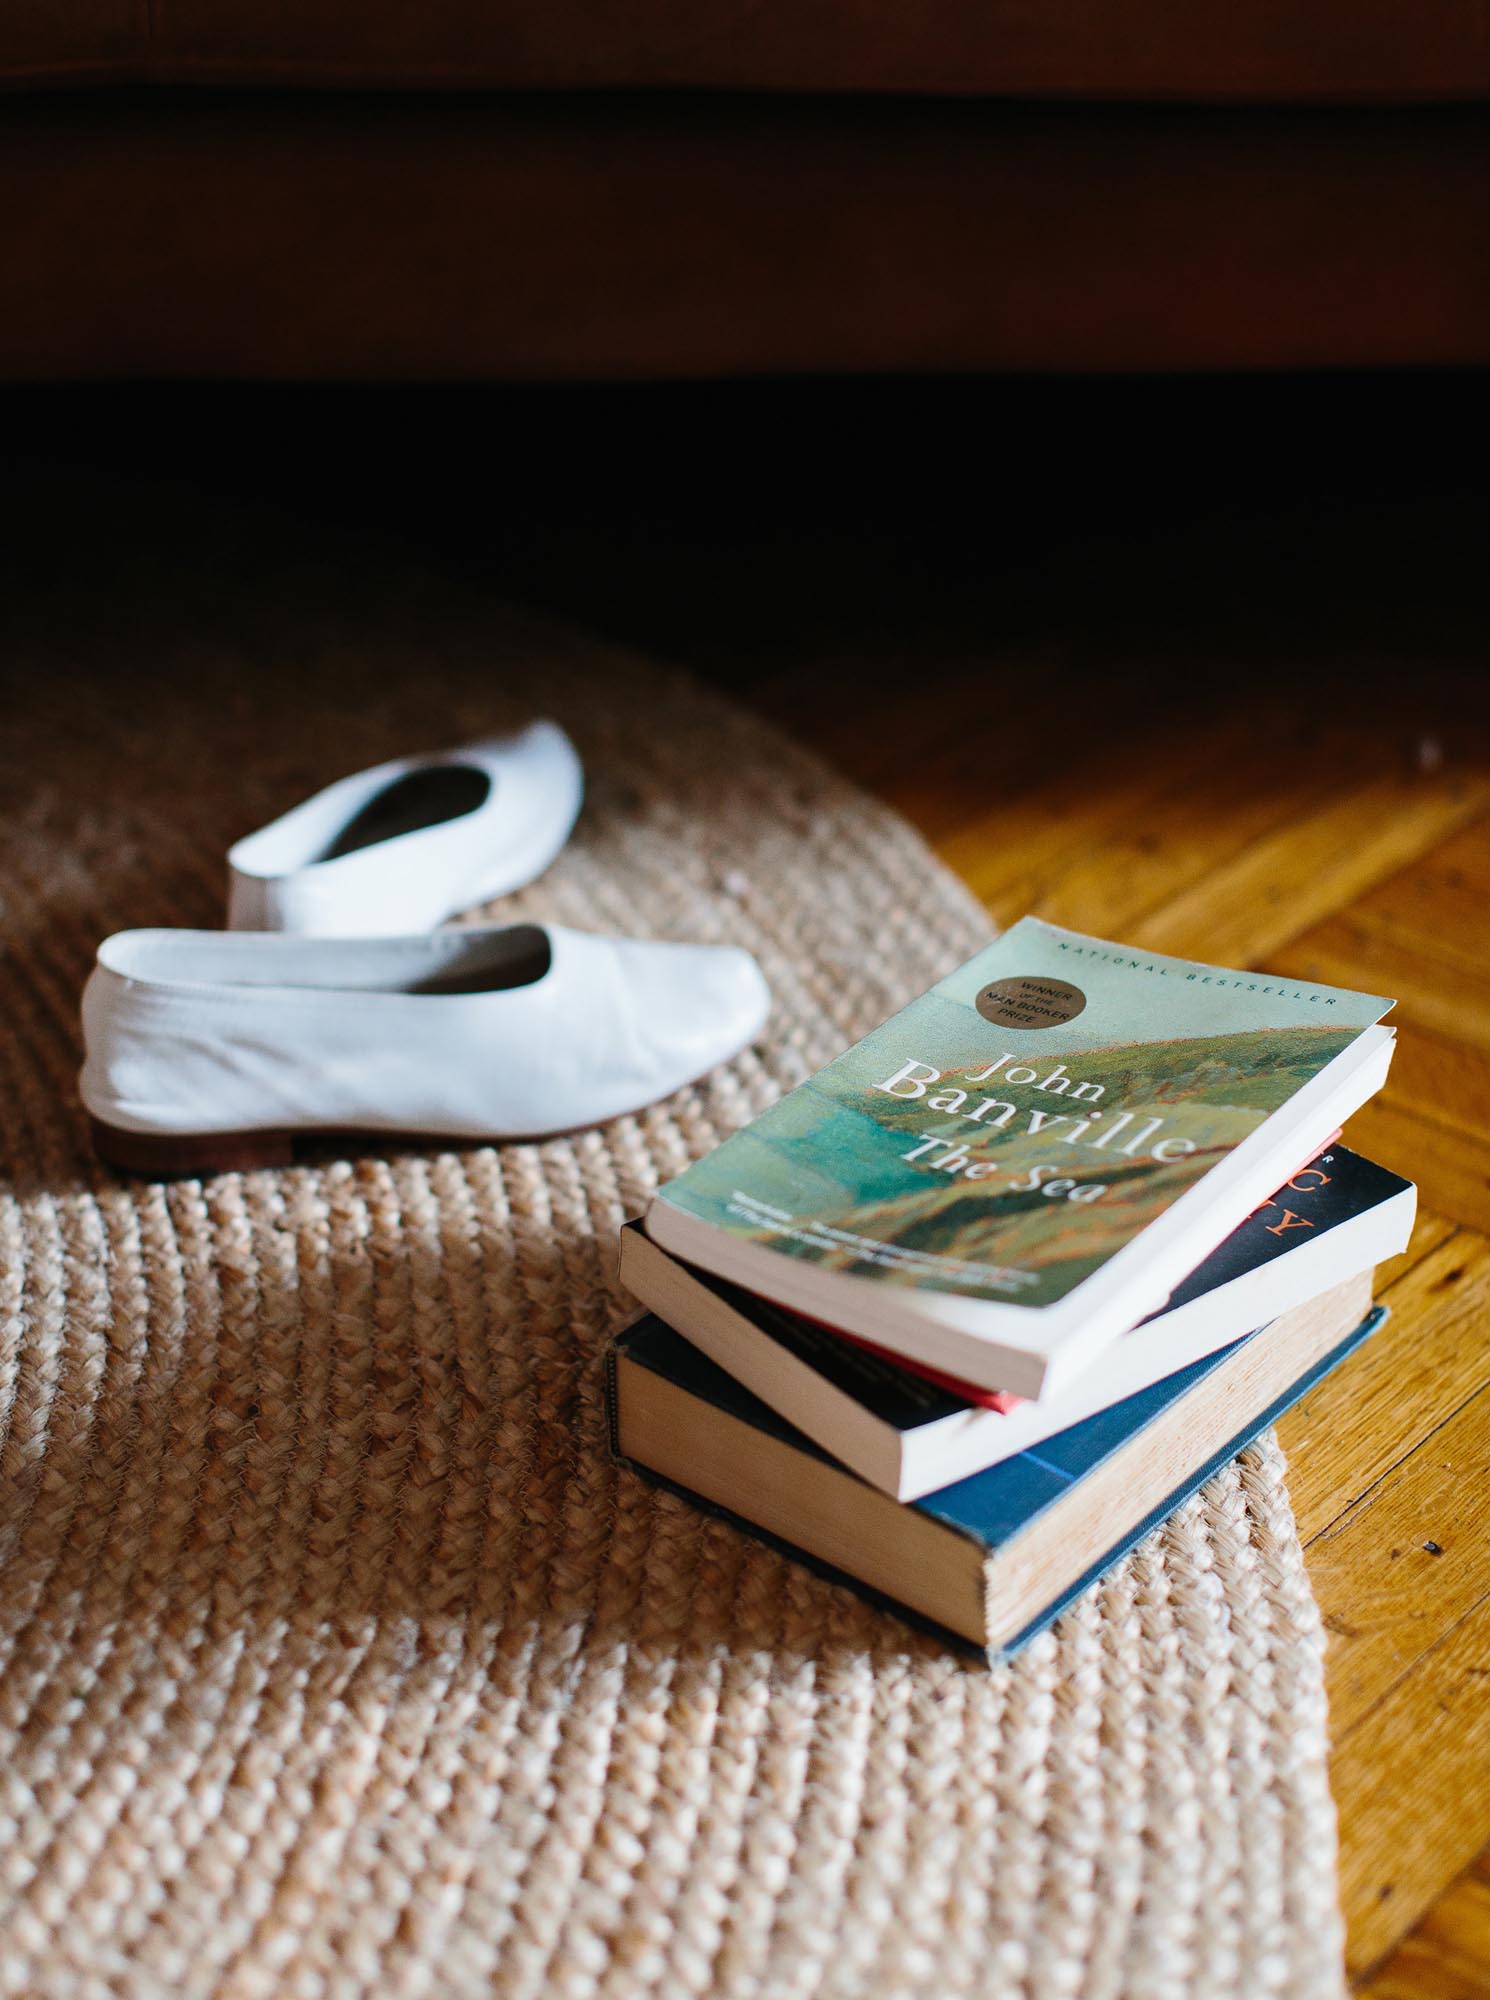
3,3,1488,377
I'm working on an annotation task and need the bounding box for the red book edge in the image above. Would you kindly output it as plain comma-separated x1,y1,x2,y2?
831,1328,1024,1411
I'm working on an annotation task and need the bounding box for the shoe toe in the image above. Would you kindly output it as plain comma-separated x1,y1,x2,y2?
611,939,770,1100
695,945,772,1061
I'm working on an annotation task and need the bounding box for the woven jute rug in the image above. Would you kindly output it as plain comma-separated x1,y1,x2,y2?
0,538,1346,1999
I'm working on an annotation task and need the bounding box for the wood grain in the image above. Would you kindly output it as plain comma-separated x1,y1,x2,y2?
1339,1096,1490,1235
1357,1852,1490,1999
1332,1591,1490,1974
1307,1375,1490,1735
1130,767,1490,965
1278,1232,1490,1543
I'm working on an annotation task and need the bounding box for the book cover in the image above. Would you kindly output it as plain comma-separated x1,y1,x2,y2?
611,1300,1388,1660
651,918,1392,1321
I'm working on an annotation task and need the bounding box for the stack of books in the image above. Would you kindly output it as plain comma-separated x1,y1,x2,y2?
609,919,1414,1660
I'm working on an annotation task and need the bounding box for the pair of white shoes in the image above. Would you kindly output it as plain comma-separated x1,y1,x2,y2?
81,724,771,1175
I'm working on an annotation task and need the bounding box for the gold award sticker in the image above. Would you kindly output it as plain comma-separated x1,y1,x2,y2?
975,975,1087,1031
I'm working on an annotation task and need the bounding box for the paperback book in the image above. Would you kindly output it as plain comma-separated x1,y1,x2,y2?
646,918,1394,1396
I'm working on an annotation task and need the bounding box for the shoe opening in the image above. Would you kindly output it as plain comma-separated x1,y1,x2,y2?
316,765,492,861
406,926,554,995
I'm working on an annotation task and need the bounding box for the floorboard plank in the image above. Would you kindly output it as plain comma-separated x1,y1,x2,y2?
1278,1230,1490,1543
1128,770,1490,967
882,676,1234,848
1332,1592,1490,1976
922,707,1393,924
1274,900,1490,1067
1355,821,1490,968
1377,1029,1490,1150
1335,1097,1490,1236
1308,1375,1490,1737
1356,1849,1490,1997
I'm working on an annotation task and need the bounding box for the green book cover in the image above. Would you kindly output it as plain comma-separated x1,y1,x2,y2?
652,919,1393,1319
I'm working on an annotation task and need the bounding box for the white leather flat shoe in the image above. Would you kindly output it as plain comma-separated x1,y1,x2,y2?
81,925,770,1175
226,723,583,935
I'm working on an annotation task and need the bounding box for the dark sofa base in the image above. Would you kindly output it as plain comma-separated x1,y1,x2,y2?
4,92,1489,377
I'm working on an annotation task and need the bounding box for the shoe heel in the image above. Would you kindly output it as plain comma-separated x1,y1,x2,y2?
89,1117,295,1177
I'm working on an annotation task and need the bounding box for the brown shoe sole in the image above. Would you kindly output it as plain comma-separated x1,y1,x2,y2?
91,1118,299,1175
87,1117,473,1178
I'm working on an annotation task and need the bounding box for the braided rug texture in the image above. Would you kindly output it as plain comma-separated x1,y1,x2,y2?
0,566,1346,2000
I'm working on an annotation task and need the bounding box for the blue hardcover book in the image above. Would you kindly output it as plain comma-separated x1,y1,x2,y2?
608,1280,1385,1659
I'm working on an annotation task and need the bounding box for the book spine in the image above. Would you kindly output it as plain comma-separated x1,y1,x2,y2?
604,1342,624,1462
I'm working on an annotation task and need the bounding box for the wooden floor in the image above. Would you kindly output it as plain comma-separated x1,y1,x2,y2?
740,659,1490,1996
